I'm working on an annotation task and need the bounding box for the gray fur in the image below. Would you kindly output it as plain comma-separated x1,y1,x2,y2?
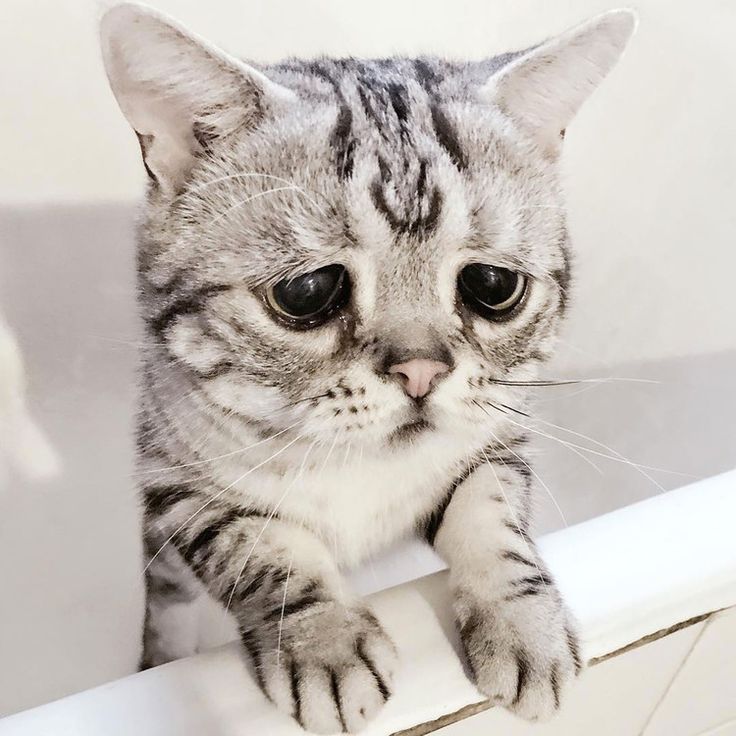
100,5,635,732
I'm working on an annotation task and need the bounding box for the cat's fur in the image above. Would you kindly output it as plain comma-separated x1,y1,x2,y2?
101,5,635,733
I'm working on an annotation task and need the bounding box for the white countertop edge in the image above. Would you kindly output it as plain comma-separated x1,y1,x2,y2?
2,470,735,736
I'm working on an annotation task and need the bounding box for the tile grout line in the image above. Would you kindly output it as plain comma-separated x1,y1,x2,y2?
694,715,736,736
638,615,714,736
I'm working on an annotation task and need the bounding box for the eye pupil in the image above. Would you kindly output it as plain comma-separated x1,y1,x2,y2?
267,265,349,327
458,263,526,318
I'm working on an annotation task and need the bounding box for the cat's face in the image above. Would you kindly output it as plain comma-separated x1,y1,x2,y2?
102,6,633,449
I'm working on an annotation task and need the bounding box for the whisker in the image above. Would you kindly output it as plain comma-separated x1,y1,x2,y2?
479,401,669,494
223,439,317,617
498,401,693,478
208,186,301,225
487,376,660,388
136,420,303,475
143,433,304,573
480,448,553,596
276,553,294,668
186,171,329,216
486,401,603,474
475,401,568,526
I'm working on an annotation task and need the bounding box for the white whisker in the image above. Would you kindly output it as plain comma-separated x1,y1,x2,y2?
187,171,329,216
480,448,552,596
475,403,567,527
144,433,304,573
276,553,294,668
136,420,303,475
223,439,317,617
208,186,301,225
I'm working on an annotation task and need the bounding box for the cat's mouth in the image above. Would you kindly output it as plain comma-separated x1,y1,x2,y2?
386,417,433,444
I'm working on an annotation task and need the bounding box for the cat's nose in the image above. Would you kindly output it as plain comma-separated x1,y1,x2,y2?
388,359,450,399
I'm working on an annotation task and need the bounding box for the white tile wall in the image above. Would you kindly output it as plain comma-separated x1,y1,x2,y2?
435,624,701,735
645,608,736,736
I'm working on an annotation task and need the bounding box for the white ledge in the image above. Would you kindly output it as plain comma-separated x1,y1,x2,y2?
2,471,735,736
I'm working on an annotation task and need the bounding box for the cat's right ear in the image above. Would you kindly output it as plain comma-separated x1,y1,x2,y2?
100,3,294,193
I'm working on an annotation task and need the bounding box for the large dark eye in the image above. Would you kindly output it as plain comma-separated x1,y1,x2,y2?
458,263,527,319
266,265,350,328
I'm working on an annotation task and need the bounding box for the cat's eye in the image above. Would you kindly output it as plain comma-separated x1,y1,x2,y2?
458,263,527,319
265,265,350,328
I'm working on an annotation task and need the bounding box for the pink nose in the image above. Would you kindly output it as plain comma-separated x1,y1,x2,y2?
388,359,450,399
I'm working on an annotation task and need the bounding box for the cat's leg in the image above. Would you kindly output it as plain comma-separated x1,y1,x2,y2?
141,542,204,669
154,508,397,734
426,454,582,721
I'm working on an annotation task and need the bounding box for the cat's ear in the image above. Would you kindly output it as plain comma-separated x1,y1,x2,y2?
481,10,637,154
100,3,294,192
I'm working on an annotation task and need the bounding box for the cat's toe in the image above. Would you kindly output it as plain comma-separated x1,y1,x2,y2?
256,603,397,733
459,598,581,722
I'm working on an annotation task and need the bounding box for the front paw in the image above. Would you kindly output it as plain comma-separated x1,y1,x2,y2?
457,586,582,721
246,601,398,734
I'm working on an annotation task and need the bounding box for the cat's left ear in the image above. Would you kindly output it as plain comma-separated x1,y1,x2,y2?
481,9,637,154
100,3,295,192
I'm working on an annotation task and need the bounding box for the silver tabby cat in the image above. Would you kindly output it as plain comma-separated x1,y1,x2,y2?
101,4,635,732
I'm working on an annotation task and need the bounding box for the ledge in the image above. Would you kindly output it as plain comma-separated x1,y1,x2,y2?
2,470,735,736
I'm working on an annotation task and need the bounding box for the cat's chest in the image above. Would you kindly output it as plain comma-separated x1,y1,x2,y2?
241,435,468,566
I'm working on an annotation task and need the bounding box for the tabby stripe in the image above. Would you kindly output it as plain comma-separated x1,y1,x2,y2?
147,284,231,335
513,573,553,588
387,82,410,131
566,625,583,674
304,61,357,180
182,508,241,565
357,638,390,701
369,179,402,232
505,586,541,600
330,670,347,732
513,648,531,704
193,360,235,380
332,104,356,179
143,485,193,518
501,549,537,568
550,662,561,709
290,660,304,728
429,103,468,170
264,594,323,622
236,572,267,602
423,454,485,545
503,518,531,537
240,633,267,693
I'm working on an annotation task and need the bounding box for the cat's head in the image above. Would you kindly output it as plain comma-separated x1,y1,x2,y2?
101,4,634,449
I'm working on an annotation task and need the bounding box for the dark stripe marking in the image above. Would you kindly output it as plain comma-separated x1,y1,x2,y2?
429,104,467,170
513,648,530,705
264,593,324,622
550,662,561,709
330,669,347,732
331,104,356,180
357,638,390,701
290,659,304,728
505,587,542,600
513,573,553,588
143,485,193,518
566,625,583,674
182,508,241,565
148,284,231,335
501,549,536,567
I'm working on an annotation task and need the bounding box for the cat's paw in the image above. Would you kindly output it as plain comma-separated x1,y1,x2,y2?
252,602,398,734
457,589,583,721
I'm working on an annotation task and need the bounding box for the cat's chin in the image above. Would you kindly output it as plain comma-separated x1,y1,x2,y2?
385,417,434,445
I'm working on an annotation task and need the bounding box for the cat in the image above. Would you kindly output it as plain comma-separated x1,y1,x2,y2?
100,4,635,732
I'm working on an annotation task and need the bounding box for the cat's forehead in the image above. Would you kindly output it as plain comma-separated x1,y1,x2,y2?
184,56,561,283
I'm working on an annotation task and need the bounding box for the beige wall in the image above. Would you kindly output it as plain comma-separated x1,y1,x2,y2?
1,0,735,366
